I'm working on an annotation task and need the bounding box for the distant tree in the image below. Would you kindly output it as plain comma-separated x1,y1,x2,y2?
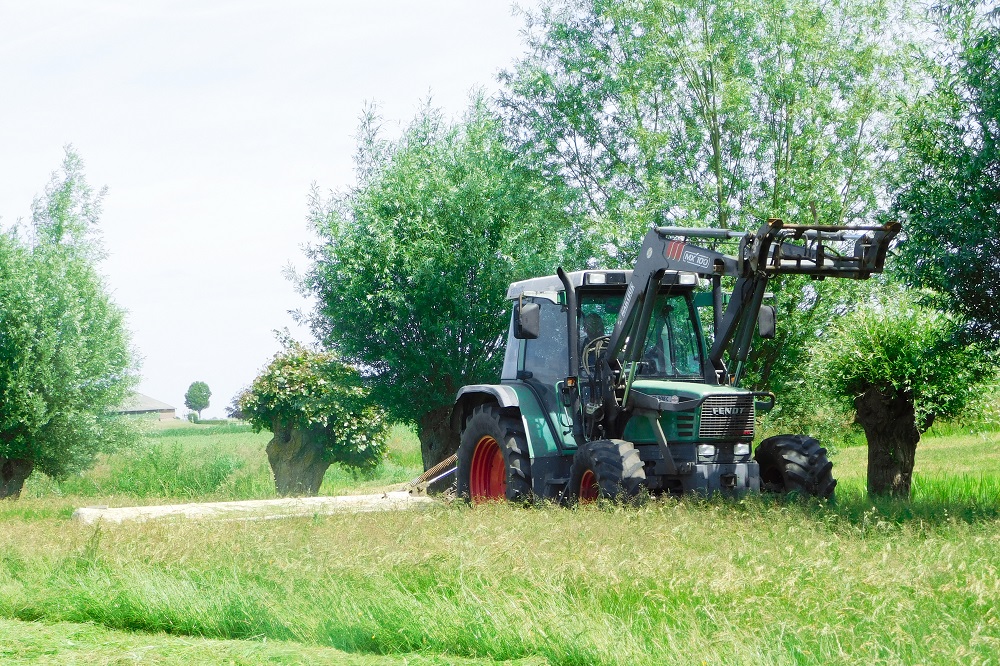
303,100,580,471
239,343,389,495
184,381,211,419
0,148,138,499
812,286,992,497
892,1,1000,343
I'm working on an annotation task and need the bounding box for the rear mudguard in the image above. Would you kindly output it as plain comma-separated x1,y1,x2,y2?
452,384,566,460
452,384,573,499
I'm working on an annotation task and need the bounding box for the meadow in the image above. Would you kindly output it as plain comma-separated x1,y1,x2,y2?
1,421,999,665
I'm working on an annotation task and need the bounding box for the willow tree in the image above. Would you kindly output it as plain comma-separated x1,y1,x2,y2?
813,287,991,497
239,343,389,496
500,0,913,400
893,1,1000,344
303,101,580,471
0,149,138,499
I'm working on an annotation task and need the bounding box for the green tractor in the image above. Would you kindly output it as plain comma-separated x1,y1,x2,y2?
451,219,899,502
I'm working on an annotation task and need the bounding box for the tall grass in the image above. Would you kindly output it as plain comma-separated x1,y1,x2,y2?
147,421,257,437
18,422,424,505
1,498,999,665
0,617,515,666
18,426,274,503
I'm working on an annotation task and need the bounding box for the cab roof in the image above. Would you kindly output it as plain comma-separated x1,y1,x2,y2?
506,270,699,300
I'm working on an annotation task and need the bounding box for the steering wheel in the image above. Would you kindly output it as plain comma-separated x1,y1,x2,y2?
581,335,610,375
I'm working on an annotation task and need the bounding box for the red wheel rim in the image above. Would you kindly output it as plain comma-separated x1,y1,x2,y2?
579,469,599,502
470,435,506,501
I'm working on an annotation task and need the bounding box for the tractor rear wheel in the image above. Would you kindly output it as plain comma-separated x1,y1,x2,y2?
755,434,836,498
568,439,646,502
456,403,531,503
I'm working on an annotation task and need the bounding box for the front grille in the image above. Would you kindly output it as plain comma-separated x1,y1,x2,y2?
699,394,755,439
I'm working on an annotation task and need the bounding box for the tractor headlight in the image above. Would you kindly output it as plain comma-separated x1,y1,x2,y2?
734,443,751,456
697,444,716,458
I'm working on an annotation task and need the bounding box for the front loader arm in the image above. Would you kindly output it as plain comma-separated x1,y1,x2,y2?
603,227,738,369
597,219,900,405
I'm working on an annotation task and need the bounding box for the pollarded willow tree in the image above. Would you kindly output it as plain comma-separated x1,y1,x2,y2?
500,0,915,401
812,286,992,497
303,101,582,471
239,343,389,496
0,149,138,499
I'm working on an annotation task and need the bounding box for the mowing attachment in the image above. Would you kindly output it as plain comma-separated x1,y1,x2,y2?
404,453,458,495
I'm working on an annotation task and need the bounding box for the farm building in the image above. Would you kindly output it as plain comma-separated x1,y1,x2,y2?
116,392,177,421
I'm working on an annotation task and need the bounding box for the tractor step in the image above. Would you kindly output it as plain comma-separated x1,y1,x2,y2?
545,476,569,491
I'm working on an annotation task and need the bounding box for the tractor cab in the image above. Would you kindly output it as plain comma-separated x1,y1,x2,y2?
505,270,711,434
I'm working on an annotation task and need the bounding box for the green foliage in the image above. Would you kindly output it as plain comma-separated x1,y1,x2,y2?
501,0,913,398
224,390,247,420
812,286,993,430
758,394,864,450
29,148,108,258
502,0,909,239
239,344,389,471
891,2,1000,343
183,381,211,417
742,276,877,406
0,148,138,479
303,100,581,427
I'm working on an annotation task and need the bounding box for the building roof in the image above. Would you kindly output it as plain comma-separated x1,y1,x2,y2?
117,392,176,413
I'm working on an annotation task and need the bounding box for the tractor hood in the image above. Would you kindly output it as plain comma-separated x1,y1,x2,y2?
624,380,756,443
629,379,751,403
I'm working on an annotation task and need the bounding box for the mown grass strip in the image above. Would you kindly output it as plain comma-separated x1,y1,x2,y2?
0,618,539,665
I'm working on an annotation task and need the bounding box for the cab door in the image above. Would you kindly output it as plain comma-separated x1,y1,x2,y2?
519,297,575,448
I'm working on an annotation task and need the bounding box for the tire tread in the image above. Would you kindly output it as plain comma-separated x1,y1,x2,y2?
755,434,837,499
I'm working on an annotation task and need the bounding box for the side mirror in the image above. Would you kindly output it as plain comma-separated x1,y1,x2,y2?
757,305,776,339
514,302,540,340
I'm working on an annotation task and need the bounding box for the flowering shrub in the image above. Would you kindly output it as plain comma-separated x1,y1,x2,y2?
240,343,388,471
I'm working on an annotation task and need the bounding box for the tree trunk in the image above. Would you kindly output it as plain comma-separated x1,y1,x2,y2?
1,457,34,500
418,405,460,493
266,421,331,496
853,387,920,498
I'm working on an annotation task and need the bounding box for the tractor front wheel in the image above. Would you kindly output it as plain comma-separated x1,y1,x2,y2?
456,404,531,503
755,434,836,498
568,439,646,503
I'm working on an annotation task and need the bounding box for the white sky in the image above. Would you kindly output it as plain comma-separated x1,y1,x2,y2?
0,0,535,418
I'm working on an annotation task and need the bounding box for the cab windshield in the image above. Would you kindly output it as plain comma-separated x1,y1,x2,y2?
579,291,704,379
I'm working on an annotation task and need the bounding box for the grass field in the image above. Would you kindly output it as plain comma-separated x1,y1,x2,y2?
1,423,999,665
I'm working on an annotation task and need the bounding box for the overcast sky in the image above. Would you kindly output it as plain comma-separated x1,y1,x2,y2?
0,0,536,418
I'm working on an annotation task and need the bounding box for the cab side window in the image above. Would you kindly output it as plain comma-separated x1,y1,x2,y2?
579,293,623,376
522,299,567,384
